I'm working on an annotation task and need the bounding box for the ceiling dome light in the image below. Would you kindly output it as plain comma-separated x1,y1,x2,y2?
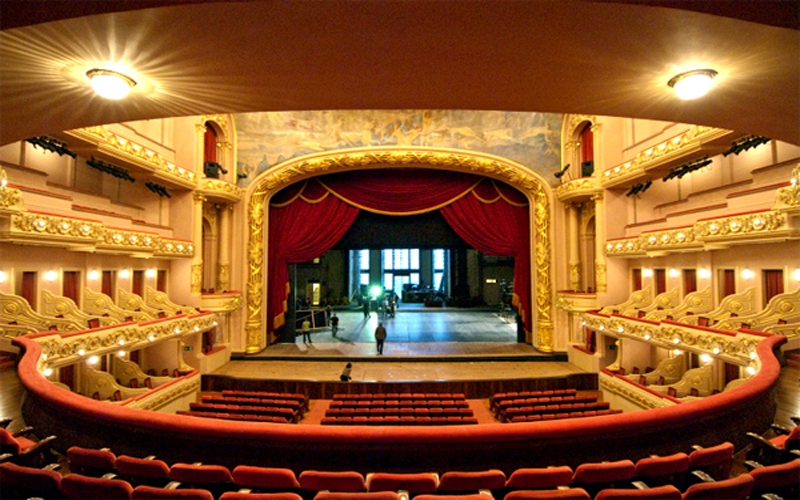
668,69,718,100
86,68,136,99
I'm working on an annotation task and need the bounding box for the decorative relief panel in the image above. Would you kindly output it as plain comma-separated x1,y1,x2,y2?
199,179,242,203
0,167,25,212
555,177,600,202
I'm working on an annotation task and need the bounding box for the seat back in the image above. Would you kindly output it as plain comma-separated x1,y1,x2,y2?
232,465,300,491
506,466,574,489
595,485,681,499
634,452,689,486
299,470,366,492
61,473,134,500
314,493,402,500
366,472,439,494
681,473,754,500
572,460,635,497
438,469,507,492
687,442,734,480
748,458,800,497
132,485,214,500
0,461,62,498
67,445,117,476
220,493,303,500
0,427,21,455
116,455,171,486
504,488,591,499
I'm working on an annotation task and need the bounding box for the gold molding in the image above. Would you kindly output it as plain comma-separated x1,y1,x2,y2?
198,178,243,203
555,177,600,202
191,263,203,295
245,147,553,353
599,372,674,410
217,263,230,291
126,375,201,411
774,163,800,208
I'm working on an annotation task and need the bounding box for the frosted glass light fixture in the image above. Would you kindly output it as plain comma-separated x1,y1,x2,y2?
87,69,136,99
668,69,718,100
741,268,754,280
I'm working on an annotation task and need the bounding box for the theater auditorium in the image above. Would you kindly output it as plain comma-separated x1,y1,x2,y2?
1,1,799,499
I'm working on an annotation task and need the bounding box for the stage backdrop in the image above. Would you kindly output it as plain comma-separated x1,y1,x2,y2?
268,168,530,340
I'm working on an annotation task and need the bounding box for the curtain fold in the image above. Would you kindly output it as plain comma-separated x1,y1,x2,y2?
267,169,532,340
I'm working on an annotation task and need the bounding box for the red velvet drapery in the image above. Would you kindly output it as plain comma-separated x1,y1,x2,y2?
580,124,594,164
204,123,217,164
267,169,531,341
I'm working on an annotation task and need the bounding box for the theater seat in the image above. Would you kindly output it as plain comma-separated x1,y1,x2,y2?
61,472,134,500
571,460,636,497
687,442,734,481
634,452,690,487
747,457,800,499
595,485,681,500
299,470,366,492
366,472,439,494
504,488,591,499
506,466,574,490
0,427,57,467
0,461,62,499
232,465,301,492
416,495,491,500
132,485,214,500
66,445,117,477
747,425,800,465
169,463,234,497
315,493,402,500
220,493,303,500
680,473,753,500
116,454,171,487
439,469,507,493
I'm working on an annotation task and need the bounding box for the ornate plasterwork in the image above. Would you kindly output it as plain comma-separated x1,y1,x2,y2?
599,372,675,410
41,290,116,328
217,263,230,291
556,177,600,202
605,209,795,258
65,126,197,188
200,114,230,141
146,286,198,315
201,291,243,313
0,292,83,332
246,147,554,353
595,261,607,293
714,288,800,331
125,374,200,411
600,126,731,187
11,212,102,241
0,167,25,212
774,163,800,209
199,179,242,203
191,263,203,295
83,288,153,323
599,286,653,316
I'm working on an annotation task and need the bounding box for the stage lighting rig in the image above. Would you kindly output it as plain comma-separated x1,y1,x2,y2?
723,135,771,156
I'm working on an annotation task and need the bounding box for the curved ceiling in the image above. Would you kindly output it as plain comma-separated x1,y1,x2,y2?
1,0,798,146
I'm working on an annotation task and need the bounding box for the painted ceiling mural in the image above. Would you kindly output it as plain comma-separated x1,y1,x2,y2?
234,110,563,188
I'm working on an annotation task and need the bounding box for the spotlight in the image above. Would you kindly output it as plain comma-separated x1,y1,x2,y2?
554,164,571,179
668,69,718,100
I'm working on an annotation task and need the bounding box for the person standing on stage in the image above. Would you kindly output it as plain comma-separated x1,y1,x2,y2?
301,318,312,344
375,322,387,355
330,313,339,337
363,298,371,318
340,362,352,381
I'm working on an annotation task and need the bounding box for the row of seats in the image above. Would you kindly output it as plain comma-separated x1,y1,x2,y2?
489,389,577,408
507,408,623,423
500,401,611,422
329,399,470,409
188,403,300,422
177,410,293,424
332,392,467,401
220,390,307,410
325,407,474,418
495,396,600,419
2,442,797,500
202,395,306,414
321,415,479,425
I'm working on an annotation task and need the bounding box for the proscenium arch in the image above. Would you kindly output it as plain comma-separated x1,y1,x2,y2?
244,147,555,353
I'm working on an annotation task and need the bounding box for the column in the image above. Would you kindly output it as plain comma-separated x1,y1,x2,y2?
217,204,231,291
567,203,581,291
191,192,206,295
593,192,607,293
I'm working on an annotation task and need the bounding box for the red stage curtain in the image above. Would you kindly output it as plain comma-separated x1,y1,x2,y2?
268,169,531,339
204,123,217,164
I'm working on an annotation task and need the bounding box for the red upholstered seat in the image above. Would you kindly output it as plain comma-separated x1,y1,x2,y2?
415,496,490,500
220,493,304,500
367,472,439,494
572,459,636,497
169,463,234,496
299,470,367,492
116,455,171,486
770,424,800,450
232,465,301,490
67,445,117,476
314,493,402,500
595,485,682,500
504,488,591,499
506,466,574,489
132,485,214,499
438,469,507,492
0,461,62,499
0,427,57,467
634,452,690,486
748,458,800,498
687,442,734,480
61,473,134,500
680,473,754,500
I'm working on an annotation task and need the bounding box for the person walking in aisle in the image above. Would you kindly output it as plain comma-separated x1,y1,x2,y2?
330,313,339,337
375,322,387,355
301,318,312,344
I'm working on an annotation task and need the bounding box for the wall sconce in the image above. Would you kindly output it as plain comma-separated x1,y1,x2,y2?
642,268,653,278
746,365,757,376
118,269,130,279
700,354,712,364
118,350,126,357
741,268,754,280
699,268,711,280
88,270,100,281
669,268,679,278
0,270,6,283
43,367,53,377
44,270,58,282
146,268,157,278
87,355,99,365
673,349,683,355
794,268,800,281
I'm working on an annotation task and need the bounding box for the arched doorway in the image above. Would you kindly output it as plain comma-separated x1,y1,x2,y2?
244,147,554,353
